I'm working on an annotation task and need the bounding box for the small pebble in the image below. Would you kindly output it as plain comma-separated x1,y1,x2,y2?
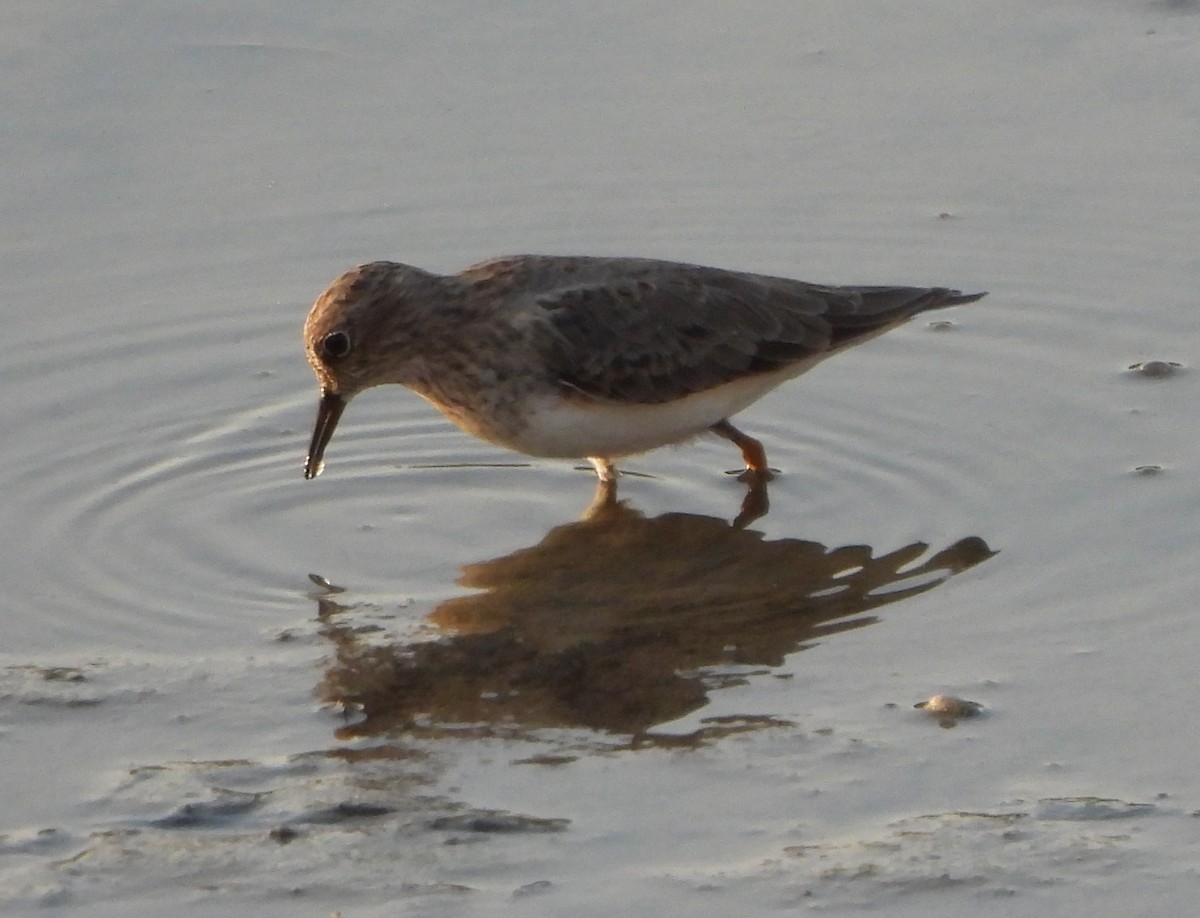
915,694,982,721
1128,360,1183,379
307,573,345,593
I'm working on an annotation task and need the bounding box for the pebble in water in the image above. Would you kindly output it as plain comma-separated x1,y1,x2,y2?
1127,360,1183,379
915,694,983,727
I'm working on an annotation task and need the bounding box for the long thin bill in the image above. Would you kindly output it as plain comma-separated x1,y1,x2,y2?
304,389,346,479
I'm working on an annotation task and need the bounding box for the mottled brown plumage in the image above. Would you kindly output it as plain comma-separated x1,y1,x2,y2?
303,255,985,484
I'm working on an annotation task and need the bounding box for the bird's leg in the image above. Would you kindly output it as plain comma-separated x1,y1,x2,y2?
710,419,775,483
588,457,618,483
580,458,620,521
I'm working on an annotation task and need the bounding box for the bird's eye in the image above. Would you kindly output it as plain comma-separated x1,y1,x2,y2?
321,330,351,360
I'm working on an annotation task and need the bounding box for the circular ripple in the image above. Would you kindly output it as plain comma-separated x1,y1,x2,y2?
2,303,553,652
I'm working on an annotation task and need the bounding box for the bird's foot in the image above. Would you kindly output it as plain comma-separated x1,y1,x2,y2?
728,466,778,484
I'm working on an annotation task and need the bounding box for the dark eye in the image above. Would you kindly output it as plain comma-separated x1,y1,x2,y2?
321,330,351,360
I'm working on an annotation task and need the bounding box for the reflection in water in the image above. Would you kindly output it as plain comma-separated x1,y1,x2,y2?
315,497,993,743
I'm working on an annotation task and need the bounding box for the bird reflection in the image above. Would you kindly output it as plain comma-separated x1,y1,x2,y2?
314,497,993,742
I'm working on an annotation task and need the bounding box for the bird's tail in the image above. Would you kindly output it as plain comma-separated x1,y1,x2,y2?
824,286,987,349
930,289,988,308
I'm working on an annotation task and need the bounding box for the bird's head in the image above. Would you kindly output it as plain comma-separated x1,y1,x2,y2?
302,261,441,479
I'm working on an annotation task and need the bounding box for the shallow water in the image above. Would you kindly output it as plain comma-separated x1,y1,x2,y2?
3,1,1200,915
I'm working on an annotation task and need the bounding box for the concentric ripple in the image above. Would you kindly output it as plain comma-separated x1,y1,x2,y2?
0,302,542,654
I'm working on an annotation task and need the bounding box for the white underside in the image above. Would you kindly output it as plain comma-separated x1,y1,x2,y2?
510,360,821,460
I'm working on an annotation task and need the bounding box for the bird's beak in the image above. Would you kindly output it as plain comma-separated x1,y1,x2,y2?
304,388,346,479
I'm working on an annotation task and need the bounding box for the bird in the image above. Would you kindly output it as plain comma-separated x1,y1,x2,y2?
302,254,985,486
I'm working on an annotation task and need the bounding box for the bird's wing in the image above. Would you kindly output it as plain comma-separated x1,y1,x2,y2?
482,256,973,405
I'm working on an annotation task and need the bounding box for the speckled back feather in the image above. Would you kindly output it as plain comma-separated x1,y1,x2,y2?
459,255,984,405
